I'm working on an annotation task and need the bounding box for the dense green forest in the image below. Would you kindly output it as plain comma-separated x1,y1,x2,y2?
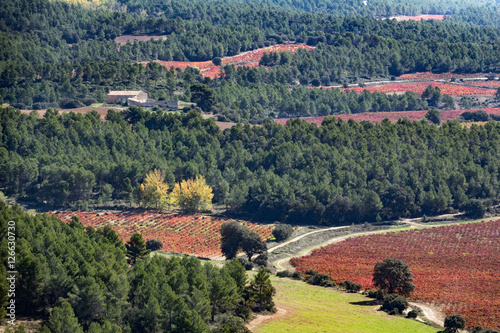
0,106,497,224
0,201,273,331
3,0,500,116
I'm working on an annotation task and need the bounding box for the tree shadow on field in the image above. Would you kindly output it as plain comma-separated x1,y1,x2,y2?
349,300,379,306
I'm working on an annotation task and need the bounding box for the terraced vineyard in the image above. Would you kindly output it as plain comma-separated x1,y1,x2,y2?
53,211,274,258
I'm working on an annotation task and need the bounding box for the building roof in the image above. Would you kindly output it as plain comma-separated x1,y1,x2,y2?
108,91,144,96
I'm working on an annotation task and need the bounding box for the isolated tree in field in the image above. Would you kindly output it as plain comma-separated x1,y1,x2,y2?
126,233,150,265
444,314,465,332
212,57,222,66
373,258,415,297
220,221,248,259
249,268,276,313
272,224,293,242
140,169,170,210
171,175,214,212
425,109,442,125
240,232,267,261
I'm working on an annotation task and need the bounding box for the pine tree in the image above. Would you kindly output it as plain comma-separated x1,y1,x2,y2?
47,302,84,333
126,233,150,265
249,268,276,313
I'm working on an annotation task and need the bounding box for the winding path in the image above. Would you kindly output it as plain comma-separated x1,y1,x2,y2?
266,215,490,330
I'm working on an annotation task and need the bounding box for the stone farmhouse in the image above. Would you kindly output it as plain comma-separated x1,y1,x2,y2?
106,90,180,109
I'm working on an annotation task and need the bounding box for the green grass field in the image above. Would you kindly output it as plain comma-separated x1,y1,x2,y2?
253,277,438,333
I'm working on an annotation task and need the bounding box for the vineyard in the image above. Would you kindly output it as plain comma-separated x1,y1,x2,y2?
384,15,445,22
340,81,496,95
464,80,500,88
146,44,314,78
290,220,500,330
53,211,274,258
275,108,500,125
397,72,489,81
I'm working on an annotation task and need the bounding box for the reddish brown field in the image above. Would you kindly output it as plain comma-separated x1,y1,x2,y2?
339,81,496,95
384,15,445,22
275,108,500,125
53,211,274,258
397,72,489,81
115,35,168,45
290,220,500,330
144,44,314,78
21,107,122,120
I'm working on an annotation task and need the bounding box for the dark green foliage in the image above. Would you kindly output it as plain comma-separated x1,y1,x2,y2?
304,270,336,287
373,259,415,297
381,294,408,315
212,58,222,67
272,224,294,242
3,108,500,224
0,269,8,323
460,110,491,122
276,270,303,280
0,202,258,331
211,315,251,333
145,238,163,251
425,109,442,125
240,232,267,261
253,252,269,267
47,302,84,333
367,289,386,300
407,310,418,319
190,84,217,112
444,314,466,332
220,221,247,260
463,199,486,218
340,280,362,293
248,268,276,313
220,221,266,261
125,233,150,265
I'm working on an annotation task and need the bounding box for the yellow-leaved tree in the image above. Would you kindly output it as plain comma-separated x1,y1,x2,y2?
140,169,170,210
171,175,213,212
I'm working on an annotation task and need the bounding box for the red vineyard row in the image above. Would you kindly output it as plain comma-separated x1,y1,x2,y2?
338,81,496,95
383,15,445,22
274,108,500,125
142,44,314,78
52,211,274,258
290,220,500,330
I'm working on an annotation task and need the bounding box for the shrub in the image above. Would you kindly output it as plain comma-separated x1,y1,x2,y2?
276,270,292,278
305,270,336,287
254,252,268,267
407,310,418,319
272,224,294,242
59,98,83,109
381,294,408,314
145,239,163,251
340,280,362,293
212,57,222,66
237,257,254,270
444,314,465,332
291,271,303,280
